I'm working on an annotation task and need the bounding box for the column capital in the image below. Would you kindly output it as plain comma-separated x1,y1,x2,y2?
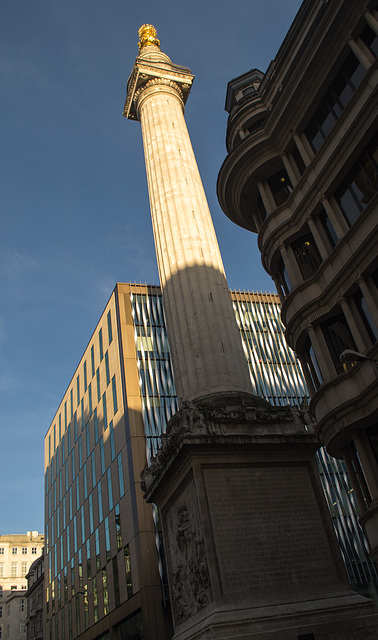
124,52,194,121
134,77,185,114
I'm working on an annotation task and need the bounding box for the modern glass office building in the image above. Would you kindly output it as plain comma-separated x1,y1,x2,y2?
44,283,377,640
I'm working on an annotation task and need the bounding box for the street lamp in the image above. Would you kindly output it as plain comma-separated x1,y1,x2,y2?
340,349,378,364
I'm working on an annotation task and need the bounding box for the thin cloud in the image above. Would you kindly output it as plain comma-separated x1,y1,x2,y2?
0,249,41,276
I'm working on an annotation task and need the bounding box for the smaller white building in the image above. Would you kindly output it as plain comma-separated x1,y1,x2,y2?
0,532,44,640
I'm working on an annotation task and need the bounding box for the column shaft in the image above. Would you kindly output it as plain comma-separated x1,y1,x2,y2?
137,85,252,402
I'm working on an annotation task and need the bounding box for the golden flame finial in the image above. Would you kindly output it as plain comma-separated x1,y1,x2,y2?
138,24,160,51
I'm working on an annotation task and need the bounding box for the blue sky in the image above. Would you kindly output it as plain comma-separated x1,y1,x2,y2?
1,0,302,533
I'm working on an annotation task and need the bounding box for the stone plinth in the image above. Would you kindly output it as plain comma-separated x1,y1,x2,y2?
141,393,378,640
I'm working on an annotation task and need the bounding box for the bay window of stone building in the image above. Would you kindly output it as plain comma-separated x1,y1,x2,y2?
267,169,293,207
275,229,323,298
321,313,357,375
290,143,307,177
318,207,338,249
277,254,293,297
334,135,378,226
291,233,322,280
303,336,323,392
352,289,378,345
256,193,267,222
304,50,366,153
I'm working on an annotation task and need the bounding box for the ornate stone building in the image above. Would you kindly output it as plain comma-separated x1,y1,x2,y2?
218,0,378,563
0,532,44,640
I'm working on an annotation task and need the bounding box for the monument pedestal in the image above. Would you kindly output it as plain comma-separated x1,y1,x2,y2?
141,393,378,639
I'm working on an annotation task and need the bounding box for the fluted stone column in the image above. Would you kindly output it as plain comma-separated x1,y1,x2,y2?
124,26,252,404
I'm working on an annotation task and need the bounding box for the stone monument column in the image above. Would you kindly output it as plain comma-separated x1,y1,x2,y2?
124,26,378,640
124,25,252,404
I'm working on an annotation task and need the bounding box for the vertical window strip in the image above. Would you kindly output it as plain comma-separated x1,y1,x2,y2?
107,310,113,345
89,494,94,534
93,574,98,622
102,567,109,616
96,368,101,403
105,351,110,386
88,382,92,416
115,503,123,550
91,345,95,378
78,436,82,469
61,434,65,467
112,376,118,414
113,555,120,607
109,421,115,461
105,517,111,563
99,328,103,362
69,487,73,520
86,538,91,581
124,545,133,598
86,423,90,459
107,469,113,511
97,482,103,523
81,505,85,545
91,451,96,488
100,437,105,476
73,515,77,554
76,375,80,407
102,393,108,430
71,451,75,484
94,408,99,444
117,453,125,498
